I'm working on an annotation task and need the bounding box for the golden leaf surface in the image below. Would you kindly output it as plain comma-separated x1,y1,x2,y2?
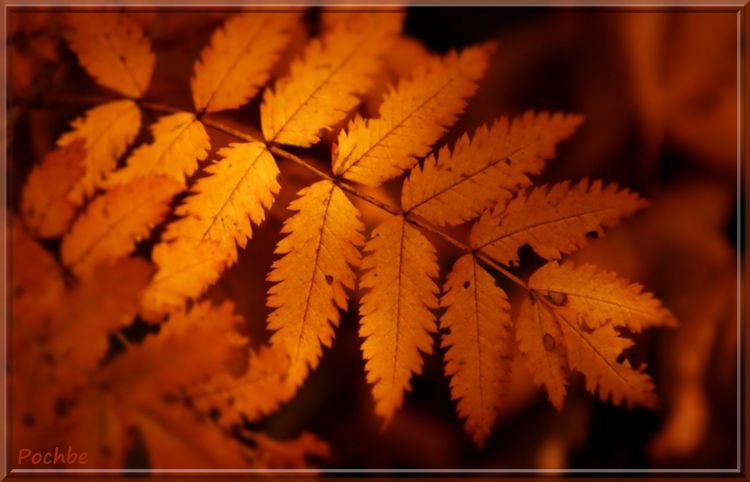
64,12,154,97
332,43,493,186
57,100,141,200
21,140,85,238
403,112,584,226
441,254,512,448
191,12,301,113
471,179,648,265
140,238,228,321
139,142,280,320
260,13,403,146
105,112,210,186
529,262,677,333
556,306,658,409
61,176,181,277
112,300,247,394
267,180,365,388
519,267,659,410
165,142,280,259
359,216,439,424
516,295,569,410
193,344,295,425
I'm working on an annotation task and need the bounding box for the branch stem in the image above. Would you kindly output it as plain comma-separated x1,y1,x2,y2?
36,93,532,292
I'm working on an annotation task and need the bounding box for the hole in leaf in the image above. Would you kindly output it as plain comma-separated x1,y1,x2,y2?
579,322,595,334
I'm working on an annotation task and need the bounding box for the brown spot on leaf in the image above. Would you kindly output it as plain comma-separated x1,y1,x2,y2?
548,291,567,306
543,333,556,352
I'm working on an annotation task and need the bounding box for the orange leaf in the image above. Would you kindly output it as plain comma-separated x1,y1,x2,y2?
529,261,677,333
518,263,660,410
64,12,155,97
61,176,181,277
556,306,658,409
166,142,280,259
140,238,228,321
516,294,569,411
267,180,364,388
105,112,210,187
132,403,249,469
49,257,153,387
441,254,513,447
261,12,403,146
332,43,493,186
57,100,141,200
359,216,439,424
107,300,247,398
193,345,295,424
471,179,648,265
10,222,65,333
139,142,279,320
191,12,301,113
70,300,247,468
403,111,583,226
21,140,85,238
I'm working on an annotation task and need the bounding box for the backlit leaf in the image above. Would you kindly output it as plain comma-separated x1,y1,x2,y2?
359,216,439,423
267,180,364,388
333,43,493,186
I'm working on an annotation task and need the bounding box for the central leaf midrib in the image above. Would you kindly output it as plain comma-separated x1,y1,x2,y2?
478,205,620,251
293,183,335,365
548,289,658,319
103,31,144,97
389,218,407,399
470,258,486,425
555,307,640,392
141,117,197,178
407,142,530,213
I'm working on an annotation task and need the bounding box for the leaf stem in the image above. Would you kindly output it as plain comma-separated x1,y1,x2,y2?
268,146,403,217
